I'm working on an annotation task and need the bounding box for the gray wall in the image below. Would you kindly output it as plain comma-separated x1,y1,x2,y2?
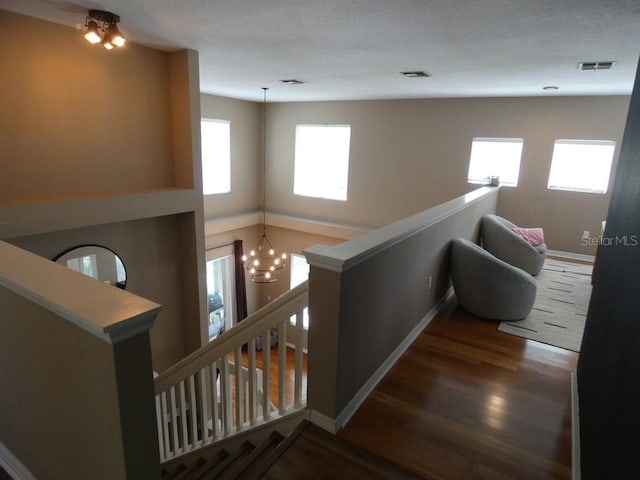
307,188,498,420
0,287,159,480
577,58,640,477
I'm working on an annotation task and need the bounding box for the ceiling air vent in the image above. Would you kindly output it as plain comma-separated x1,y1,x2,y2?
401,71,431,78
280,79,306,85
578,61,616,71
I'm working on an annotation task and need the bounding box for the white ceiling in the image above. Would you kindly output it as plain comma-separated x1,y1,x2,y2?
2,0,640,102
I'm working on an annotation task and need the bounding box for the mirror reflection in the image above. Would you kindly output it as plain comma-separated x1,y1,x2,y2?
54,245,127,289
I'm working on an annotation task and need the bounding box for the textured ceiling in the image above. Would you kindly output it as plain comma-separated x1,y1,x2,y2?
2,0,640,102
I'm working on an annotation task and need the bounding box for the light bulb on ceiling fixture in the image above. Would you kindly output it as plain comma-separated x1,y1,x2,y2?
109,24,126,47
84,20,101,44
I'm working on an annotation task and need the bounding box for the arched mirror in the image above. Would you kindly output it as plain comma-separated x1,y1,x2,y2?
53,245,127,289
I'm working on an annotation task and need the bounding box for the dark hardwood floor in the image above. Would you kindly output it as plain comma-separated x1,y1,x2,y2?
337,300,578,480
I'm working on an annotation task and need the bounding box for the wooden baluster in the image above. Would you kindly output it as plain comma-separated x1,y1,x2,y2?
278,320,287,414
248,338,257,425
210,361,220,440
156,395,166,461
160,392,171,457
262,330,271,420
188,374,198,448
234,347,244,429
169,386,180,454
294,309,304,408
199,368,210,445
178,381,188,451
220,355,231,435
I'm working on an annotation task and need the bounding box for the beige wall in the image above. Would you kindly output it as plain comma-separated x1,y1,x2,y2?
8,215,193,372
253,226,346,307
267,96,630,254
200,94,262,218
205,225,345,316
0,9,174,201
1,10,207,370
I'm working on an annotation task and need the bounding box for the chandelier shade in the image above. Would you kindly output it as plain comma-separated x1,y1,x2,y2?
243,88,286,283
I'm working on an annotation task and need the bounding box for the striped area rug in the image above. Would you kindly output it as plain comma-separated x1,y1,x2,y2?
498,259,593,352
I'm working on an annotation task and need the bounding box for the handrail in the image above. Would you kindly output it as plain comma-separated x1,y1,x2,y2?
153,280,308,462
154,280,308,393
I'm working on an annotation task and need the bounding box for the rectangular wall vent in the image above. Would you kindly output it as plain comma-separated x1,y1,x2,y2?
578,61,616,71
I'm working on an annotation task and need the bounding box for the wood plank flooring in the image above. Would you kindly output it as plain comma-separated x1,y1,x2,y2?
338,300,578,479
242,346,308,410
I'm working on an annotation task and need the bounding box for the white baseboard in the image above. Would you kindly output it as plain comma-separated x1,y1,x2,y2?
571,371,581,480
0,441,36,480
547,249,595,263
204,210,369,240
308,410,338,434
310,287,455,434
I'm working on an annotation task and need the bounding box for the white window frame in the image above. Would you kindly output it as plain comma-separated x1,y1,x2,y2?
205,245,236,343
201,118,231,195
289,253,309,330
547,139,616,194
294,124,351,201
467,137,524,187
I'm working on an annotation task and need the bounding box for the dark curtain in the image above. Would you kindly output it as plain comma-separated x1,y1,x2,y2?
233,240,248,322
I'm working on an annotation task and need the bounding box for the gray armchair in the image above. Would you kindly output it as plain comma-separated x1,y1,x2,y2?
481,214,546,276
450,238,537,321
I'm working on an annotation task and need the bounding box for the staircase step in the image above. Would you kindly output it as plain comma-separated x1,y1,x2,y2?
262,422,421,479
169,457,206,480
161,462,188,480
178,449,230,480
241,420,311,480
201,440,255,479
215,430,285,480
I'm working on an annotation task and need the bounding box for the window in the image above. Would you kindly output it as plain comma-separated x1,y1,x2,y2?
467,137,524,187
201,119,231,195
289,253,309,330
547,140,615,194
294,124,351,201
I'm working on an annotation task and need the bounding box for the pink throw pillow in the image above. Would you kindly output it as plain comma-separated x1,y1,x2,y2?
513,227,544,246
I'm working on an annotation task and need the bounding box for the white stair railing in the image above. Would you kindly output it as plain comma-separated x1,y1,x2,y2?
153,281,308,462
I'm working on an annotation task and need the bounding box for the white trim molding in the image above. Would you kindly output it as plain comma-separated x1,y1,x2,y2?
204,212,261,236
309,287,455,434
204,210,369,240
308,410,338,434
547,249,595,263
0,440,36,480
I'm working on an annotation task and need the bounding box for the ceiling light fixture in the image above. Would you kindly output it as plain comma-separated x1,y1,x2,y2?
84,10,126,50
242,88,286,283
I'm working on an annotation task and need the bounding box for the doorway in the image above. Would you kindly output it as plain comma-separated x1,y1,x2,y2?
205,247,236,342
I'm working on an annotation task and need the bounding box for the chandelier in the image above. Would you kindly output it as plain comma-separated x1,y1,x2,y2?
242,88,286,283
